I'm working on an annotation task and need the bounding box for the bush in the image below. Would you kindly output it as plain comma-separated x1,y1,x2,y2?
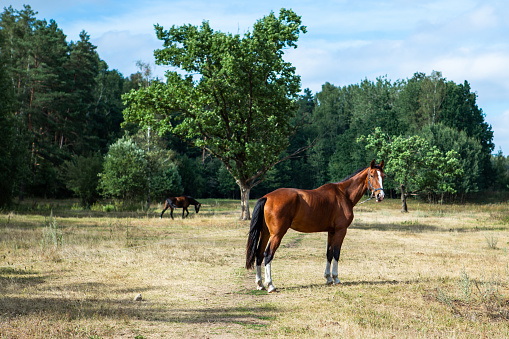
61,152,103,208
98,137,148,201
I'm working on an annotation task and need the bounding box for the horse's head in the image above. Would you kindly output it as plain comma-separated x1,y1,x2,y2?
368,159,385,202
195,203,201,213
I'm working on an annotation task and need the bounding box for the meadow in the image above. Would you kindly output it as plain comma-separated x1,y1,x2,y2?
1,198,509,338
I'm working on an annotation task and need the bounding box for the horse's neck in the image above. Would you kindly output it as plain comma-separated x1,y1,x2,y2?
339,170,368,205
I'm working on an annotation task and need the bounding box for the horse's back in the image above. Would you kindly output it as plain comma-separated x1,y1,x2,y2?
263,186,341,233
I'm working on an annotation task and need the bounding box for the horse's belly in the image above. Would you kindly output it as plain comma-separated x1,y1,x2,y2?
290,219,332,233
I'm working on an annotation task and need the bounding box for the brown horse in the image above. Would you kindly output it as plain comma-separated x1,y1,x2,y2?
246,159,385,292
160,196,201,220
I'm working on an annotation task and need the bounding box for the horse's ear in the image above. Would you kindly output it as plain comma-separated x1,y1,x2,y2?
379,160,385,169
370,159,376,169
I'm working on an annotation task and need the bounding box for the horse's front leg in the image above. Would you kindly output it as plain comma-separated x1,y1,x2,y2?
324,258,334,285
324,233,334,284
325,228,347,285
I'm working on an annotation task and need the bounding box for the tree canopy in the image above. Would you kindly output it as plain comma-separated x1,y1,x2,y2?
123,8,307,219
359,127,463,212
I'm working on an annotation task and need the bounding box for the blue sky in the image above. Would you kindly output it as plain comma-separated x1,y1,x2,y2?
7,0,509,155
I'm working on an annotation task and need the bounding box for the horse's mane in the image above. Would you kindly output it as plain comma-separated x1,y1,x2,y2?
338,165,383,183
338,167,366,183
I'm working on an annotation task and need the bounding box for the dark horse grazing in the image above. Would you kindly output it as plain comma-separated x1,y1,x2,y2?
160,196,201,220
246,160,385,293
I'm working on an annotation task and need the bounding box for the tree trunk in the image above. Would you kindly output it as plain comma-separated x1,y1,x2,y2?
400,184,408,213
146,126,151,211
239,184,251,220
146,186,151,211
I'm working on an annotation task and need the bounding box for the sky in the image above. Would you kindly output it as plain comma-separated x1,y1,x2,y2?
7,0,509,155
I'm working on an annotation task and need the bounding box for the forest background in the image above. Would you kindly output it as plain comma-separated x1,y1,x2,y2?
1,5,508,209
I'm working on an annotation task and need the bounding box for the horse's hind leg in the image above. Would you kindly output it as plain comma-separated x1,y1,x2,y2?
263,231,288,293
160,201,169,219
255,228,270,290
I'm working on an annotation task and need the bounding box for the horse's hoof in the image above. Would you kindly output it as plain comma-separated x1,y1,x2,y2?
267,284,276,293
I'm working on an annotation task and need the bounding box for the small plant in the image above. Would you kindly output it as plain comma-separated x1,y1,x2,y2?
484,233,498,249
42,211,63,247
125,220,134,247
71,203,82,211
459,267,471,303
435,287,458,313
435,269,509,320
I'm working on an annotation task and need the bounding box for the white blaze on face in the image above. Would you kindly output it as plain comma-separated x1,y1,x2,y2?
377,169,385,200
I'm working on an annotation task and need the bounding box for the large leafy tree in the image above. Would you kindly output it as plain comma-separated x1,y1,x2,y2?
440,80,494,189
420,124,483,197
123,8,307,219
359,128,463,212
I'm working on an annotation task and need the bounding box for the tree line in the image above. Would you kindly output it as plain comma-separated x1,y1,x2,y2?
1,5,508,209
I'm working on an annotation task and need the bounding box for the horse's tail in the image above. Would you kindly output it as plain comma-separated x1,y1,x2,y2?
246,197,267,270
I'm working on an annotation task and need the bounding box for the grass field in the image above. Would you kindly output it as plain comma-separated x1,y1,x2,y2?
1,198,509,338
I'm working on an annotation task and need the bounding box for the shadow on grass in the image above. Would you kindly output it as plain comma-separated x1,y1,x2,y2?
0,267,39,275
350,223,441,232
341,279,418,286
0,295,276,326
0,267,47,287
281,279,420,292
350,222,505,232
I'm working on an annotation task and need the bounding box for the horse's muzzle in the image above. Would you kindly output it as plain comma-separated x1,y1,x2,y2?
375,190,385,202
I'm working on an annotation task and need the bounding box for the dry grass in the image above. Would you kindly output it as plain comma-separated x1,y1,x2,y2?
1,198,509,338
